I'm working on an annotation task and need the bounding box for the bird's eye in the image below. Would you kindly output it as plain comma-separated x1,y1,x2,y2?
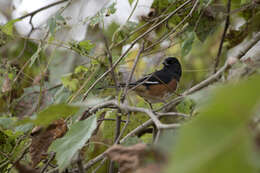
166,59,173,64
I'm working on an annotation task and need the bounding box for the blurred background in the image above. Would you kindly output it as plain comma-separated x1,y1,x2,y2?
1,0,260,173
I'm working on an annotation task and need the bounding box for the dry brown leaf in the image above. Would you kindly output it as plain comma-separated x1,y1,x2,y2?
2,75,11,93
135,164,162,173
106,143,167,173
106,143,147,173
14,162,40,173
30,119,67,167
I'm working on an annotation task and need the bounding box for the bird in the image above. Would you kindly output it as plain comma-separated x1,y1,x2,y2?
121,57,182,103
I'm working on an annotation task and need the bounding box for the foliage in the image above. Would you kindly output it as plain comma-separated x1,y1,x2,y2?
0,0,260,173
165,75,260,173
49,115,97,171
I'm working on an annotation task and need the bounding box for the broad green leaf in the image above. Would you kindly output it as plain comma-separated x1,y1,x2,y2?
35,104,79,126
181,32,195,57
165,75,260,173
49,115,97,171
18,104,79,126
0,19,21,36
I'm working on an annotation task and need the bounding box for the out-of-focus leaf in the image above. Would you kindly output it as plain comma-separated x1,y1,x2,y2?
87,2,117,26
35,104,79,126
74,65,88,74
176,98,195,114
248,12,260,33
0,117,15,129
55,13,65,22
61,74,79,91
0,19,21,36
165,75,260,173
48,17,56,36
49,115,97,172
0,130,16,172
181,32,195,57
192,7,219,42
14,123,33,133
18,104,79,126
152,0,171,10
106,2,117,16
129,0,134,5
69,40,95,56
78,40,95,54
30,42,42,67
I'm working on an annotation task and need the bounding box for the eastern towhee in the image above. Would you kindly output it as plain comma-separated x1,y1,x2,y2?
121,57,182,103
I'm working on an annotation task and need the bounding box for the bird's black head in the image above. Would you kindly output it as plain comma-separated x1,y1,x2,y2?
163,57,182,81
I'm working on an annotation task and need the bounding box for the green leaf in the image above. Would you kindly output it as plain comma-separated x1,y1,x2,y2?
69,40,95,56
0,117,15,129
74,65,88,74
78,40,95,53
48,17,56,36
61,74,79,91
30,42,42,67
129,0,134,5
181,32,195,57
55,13,65,22
0,19,21,36
189,4,219,42
49,115,97,171
87,2,117,27
18,104,79,126
36,104,79,126
106,2,117,16
165,75,260,173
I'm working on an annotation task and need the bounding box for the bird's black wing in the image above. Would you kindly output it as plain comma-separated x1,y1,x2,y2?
131,70,172,86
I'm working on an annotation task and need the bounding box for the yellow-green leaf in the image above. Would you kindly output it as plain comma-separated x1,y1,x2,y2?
0,19,21,36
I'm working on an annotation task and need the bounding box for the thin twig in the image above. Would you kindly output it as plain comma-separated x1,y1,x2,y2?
40,152,56,173
121,42,144,101
103,34,118,91
213,0,231,73
75,153,84,173
18,0,68,20
115,113,130,144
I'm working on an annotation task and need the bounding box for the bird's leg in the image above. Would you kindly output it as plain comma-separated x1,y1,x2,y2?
144,99,154,110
